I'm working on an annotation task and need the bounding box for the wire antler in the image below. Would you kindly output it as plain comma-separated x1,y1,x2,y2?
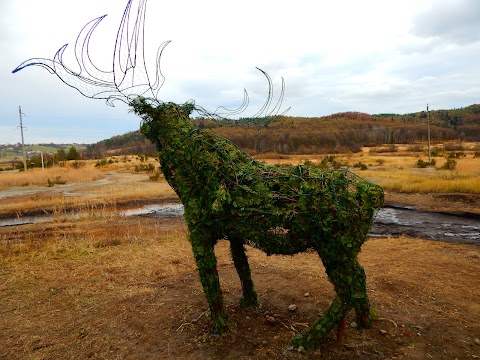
13,0,288,121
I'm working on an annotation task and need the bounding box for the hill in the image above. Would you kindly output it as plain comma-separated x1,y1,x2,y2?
85,104,480,157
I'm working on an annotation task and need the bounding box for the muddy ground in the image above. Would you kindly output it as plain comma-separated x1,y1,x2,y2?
0,172,479,359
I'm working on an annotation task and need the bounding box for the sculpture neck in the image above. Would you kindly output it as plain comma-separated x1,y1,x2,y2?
135,101,203,197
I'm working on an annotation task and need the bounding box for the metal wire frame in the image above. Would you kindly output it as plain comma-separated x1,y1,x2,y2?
12,0,289,125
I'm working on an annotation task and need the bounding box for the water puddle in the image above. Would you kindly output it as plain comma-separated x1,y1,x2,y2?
0,203,184,227
1,203,478,244
118,204,184,218
371,206,480,243
0,216,53,227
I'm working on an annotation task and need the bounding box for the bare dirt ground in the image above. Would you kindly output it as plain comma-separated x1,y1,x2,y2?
1,172,479,359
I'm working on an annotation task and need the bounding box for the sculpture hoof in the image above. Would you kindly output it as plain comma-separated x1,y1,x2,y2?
239,292,258,307
212,313,229,334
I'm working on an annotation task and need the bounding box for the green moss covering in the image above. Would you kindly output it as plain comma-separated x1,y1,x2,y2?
130,98,384,347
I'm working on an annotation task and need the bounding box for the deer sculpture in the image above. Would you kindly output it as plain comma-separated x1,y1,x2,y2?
13,0,384,349
131,97,384,348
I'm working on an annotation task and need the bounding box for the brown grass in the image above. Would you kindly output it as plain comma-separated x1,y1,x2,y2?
261,149,480,194
0,166,104,190
0,167,176,216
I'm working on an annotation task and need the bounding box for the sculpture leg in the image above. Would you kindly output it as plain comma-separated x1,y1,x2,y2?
350,260,371,329
292,296,351,349
189,227,228,334
293,243,370,349
230,239,258,307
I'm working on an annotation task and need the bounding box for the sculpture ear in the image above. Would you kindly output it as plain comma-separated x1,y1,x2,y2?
181,101,196,117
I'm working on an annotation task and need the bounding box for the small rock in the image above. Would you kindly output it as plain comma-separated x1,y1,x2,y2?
304,292,310,297
265,315,277,325
474,338,480,346
297,345,305,353
350,321,357,328
288,304,297,312
379,329,388,336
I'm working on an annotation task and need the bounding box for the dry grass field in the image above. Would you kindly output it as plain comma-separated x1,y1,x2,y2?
1,145,479,359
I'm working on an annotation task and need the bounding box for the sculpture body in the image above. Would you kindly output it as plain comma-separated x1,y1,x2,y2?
131,98,384,348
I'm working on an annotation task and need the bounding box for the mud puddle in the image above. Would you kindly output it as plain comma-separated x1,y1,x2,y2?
0,203,184,228
371,205,479,244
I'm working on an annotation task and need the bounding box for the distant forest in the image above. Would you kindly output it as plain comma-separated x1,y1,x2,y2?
85,104,480,158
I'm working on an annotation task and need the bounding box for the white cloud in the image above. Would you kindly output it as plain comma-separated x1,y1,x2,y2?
411,0,480,45
1,0,479,144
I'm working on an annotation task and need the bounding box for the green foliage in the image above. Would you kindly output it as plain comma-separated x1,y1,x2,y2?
71,161,85,169
67,146,81,161
130,98,384,348
149,170,162,181
430,147,444,157
94,158,114,167
56,148,67,162
134,163,155,172
47,176,67,187
353,161,368,170
440,158,457,170
95,158,108,167
315,155,346,169
447,151,465,159
416,158,436,168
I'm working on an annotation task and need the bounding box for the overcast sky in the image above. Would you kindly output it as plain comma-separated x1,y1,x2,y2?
1,0,479,144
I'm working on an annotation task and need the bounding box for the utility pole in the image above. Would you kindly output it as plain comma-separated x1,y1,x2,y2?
18,106,27,171
427,104,431,163
41,151,45,170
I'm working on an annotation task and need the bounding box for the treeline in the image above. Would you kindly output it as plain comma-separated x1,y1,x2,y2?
85,131,156,158
199,114,459,154
85,105,480,157
376,103,480,140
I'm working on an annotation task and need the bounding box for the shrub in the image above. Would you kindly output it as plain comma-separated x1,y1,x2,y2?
447,151,465,159
416,159,436,168
71,161,85,169
440,158,457,170
430,147,444,157
134,163,156,173
149,170,162,181
47,176,67,187
95,158,108,167
353,162,368,170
